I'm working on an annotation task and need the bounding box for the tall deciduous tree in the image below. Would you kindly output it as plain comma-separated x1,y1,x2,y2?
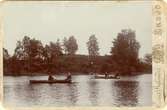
43,39,63,73
63,37,68,55
3,48,10,60
143,53,152,66
87,34,99,57
43,44,50,62
87,34,100,71
66,36,78,55
29,38,44,60
14,41,24,60
49,39,63,57
13,36,44,72
110,29,140,74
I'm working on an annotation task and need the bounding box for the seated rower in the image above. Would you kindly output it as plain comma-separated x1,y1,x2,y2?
105,72,108,78
114,71,119,78
48,75,54,81
66,72,71,81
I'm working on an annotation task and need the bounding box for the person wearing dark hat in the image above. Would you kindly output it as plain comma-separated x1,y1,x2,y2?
48,71,54,81
48,75,54,81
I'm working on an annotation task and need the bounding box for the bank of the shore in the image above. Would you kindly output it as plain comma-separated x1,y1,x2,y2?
4,72,152,76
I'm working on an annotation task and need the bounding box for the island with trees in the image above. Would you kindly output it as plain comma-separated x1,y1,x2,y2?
3,29,152,76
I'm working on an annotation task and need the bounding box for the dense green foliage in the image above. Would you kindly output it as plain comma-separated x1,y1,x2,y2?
3,29,152,76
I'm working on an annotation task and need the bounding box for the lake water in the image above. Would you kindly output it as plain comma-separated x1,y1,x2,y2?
3,74,152,107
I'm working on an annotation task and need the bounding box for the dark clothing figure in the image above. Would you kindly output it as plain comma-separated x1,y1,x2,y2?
66,73,71,81
48,75,54,81
114,71,119,78
105,72,108,78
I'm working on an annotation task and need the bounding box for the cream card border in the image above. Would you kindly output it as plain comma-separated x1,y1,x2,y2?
0,0,167,110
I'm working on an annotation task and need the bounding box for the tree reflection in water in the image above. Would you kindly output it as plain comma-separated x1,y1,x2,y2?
113,81,139,106
88,80,99,105
4,75,151,107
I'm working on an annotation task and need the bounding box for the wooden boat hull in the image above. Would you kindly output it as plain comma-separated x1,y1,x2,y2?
30,80,71,84
94,76,120,79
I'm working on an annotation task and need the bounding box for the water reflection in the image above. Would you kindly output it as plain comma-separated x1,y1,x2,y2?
65,84,78,106
113,81,138,106
88,80,99,105
3,74,152,107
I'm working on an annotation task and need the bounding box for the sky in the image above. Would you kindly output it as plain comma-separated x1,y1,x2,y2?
2,1,152,58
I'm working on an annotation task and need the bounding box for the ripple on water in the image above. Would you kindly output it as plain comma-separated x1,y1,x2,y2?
3,74,152,107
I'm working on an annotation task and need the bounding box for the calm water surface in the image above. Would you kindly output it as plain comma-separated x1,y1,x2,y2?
4,74,152,107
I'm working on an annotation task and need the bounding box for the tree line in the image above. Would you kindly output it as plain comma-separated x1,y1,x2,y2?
3,29,152,76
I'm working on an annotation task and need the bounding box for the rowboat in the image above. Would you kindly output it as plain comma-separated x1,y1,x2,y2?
94,75,120,79
29,79,72,84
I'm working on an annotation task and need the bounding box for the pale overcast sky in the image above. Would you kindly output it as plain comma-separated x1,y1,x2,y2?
2,1,152,58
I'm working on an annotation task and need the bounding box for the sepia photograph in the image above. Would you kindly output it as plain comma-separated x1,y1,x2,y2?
2,1,153,107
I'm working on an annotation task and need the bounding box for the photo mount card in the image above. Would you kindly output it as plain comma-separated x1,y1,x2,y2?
0,0,167,110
